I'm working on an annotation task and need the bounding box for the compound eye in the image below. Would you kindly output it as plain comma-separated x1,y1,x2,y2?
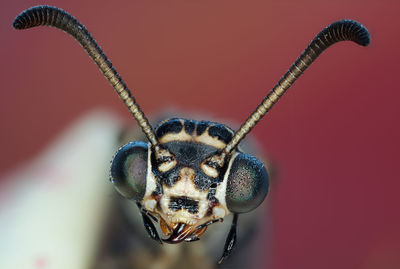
111,141,148,201
225,153,269,213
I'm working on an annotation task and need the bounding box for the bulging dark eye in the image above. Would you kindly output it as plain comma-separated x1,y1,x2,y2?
225,153,269,213
110,141,148,200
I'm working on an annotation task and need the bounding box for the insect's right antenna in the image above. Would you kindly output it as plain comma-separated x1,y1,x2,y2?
13,5,159,148
219,20,370,163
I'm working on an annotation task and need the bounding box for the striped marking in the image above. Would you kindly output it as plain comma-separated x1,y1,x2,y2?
156,118,234,149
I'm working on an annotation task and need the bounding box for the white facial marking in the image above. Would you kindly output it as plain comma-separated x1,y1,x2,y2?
159,129,192,144
213,206,226,219
158,159,177,172
195,132,226,149
201,162,219,178
144,199,157,211
214,152,238,215
142,143,158,211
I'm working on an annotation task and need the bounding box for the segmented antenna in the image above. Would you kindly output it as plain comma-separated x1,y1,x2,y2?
13,5,159,147
221,20,370,161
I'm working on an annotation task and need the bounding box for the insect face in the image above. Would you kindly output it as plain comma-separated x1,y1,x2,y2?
111,118,269,243
13,5,370,263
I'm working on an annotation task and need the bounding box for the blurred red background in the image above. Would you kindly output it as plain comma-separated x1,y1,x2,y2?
1,0,399,268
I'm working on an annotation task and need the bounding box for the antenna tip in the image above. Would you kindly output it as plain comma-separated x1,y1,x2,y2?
331,20,371,47
13,19,23,29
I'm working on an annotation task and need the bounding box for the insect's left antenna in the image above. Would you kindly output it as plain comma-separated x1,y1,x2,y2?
13,5,159,148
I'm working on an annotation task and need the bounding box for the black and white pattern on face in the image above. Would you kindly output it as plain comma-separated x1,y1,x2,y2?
152,141,223,190
169,196,199,214
145,118,236,226
155,118,234,149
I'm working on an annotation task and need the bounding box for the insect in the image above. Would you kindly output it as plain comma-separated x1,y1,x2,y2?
13,5,370,264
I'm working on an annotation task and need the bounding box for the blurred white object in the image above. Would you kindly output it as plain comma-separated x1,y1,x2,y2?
0,110,122,269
